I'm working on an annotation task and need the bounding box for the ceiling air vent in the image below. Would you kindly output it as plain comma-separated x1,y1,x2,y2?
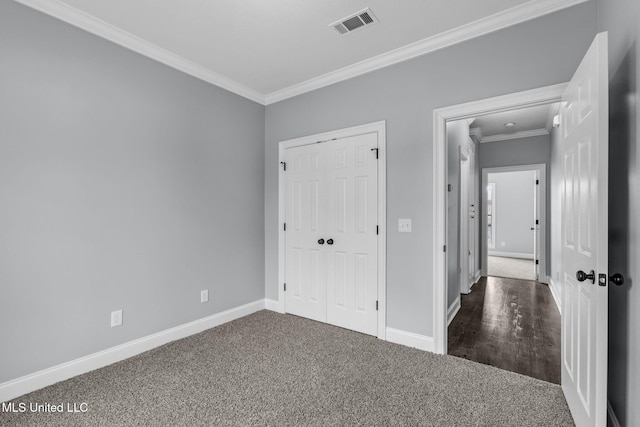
330,8,378,35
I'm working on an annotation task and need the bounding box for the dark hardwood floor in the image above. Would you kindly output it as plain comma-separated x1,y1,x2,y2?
448,276,561,384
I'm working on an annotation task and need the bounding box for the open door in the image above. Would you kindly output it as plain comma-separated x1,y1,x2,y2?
533,170,539,281
560,32,608,426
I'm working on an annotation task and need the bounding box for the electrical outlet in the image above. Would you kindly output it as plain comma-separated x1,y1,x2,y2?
110,310,123,328
501,242,506,247
200,290,209,303
398,218,412,233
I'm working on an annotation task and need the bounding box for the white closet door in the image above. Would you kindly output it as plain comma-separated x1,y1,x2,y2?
284,132,379,336
325,133,378,336
284,143,327,322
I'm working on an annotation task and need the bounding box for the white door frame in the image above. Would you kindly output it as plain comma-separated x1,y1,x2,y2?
433,83,566,354
481,164,546,281
276,121,387,339
458,146,471,294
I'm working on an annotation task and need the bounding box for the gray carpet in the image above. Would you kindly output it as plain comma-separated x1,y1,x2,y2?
487,256,536,281
1,311,574,426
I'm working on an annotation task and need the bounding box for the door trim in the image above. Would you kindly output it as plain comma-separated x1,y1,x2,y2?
458,146,471,294
433,83,566,354
481,164,546,282
277,121,387,339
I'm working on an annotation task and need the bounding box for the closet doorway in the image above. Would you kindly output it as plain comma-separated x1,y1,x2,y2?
277,121,387,337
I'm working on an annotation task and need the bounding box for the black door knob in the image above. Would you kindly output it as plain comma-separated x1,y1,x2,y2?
327,239,334,245
576,270,595,284
610,273,625,286
318,239,325,245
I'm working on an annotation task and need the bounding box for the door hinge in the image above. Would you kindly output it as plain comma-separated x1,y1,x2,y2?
443,245,446,252
536,179,539,185
376,300,379,311
448,184,452,192
376,225,379,235
536,219,539,225
284,283,287,291
284,223,286,231
535,260,539,265
371,148,379,159
280,161,286,171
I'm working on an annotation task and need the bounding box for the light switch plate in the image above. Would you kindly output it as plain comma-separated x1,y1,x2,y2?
398,218,412,232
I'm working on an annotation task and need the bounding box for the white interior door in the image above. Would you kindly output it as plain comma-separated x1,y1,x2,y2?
468,144,476,284
284,132,379,336
284,143,327,322
459,148,470,294
560,32,608,427
326,133,378,336
533,171,539,281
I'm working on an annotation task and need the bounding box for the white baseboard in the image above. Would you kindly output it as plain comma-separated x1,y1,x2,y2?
473,269,482,283
548,277,562,314
264,298,284,313
447,297,461,326
0,299,265,403
608,400,621,427
386,327,435,352
487,251,534,260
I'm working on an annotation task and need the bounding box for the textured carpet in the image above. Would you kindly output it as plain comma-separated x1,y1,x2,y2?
487,256,536,280
1,311,573,426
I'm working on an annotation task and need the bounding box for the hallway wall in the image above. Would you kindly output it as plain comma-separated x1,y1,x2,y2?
446,120,478,309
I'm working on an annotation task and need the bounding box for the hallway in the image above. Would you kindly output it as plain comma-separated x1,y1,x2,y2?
448,276,561,384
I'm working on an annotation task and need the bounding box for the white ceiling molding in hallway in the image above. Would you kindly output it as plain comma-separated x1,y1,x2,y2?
479,128,550,143
13,0,589,105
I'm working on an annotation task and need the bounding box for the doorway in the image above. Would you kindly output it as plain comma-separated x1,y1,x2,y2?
483,165,546,282
444,109,555,384
433,83,565,355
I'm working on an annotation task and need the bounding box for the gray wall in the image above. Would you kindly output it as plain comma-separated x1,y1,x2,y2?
488,171,536,256
265,4,597,336
597,0,640,424
446,120,477,308
0,2,265,383
478,135,552,274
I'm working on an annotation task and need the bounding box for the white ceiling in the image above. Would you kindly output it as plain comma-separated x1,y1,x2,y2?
15,0,587,104
470,102,561,143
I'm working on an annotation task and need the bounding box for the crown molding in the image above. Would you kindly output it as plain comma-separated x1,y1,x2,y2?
264,0,589,104
545,101,562,131
480,128,549,143
12,0,266,105
469,127,483,142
